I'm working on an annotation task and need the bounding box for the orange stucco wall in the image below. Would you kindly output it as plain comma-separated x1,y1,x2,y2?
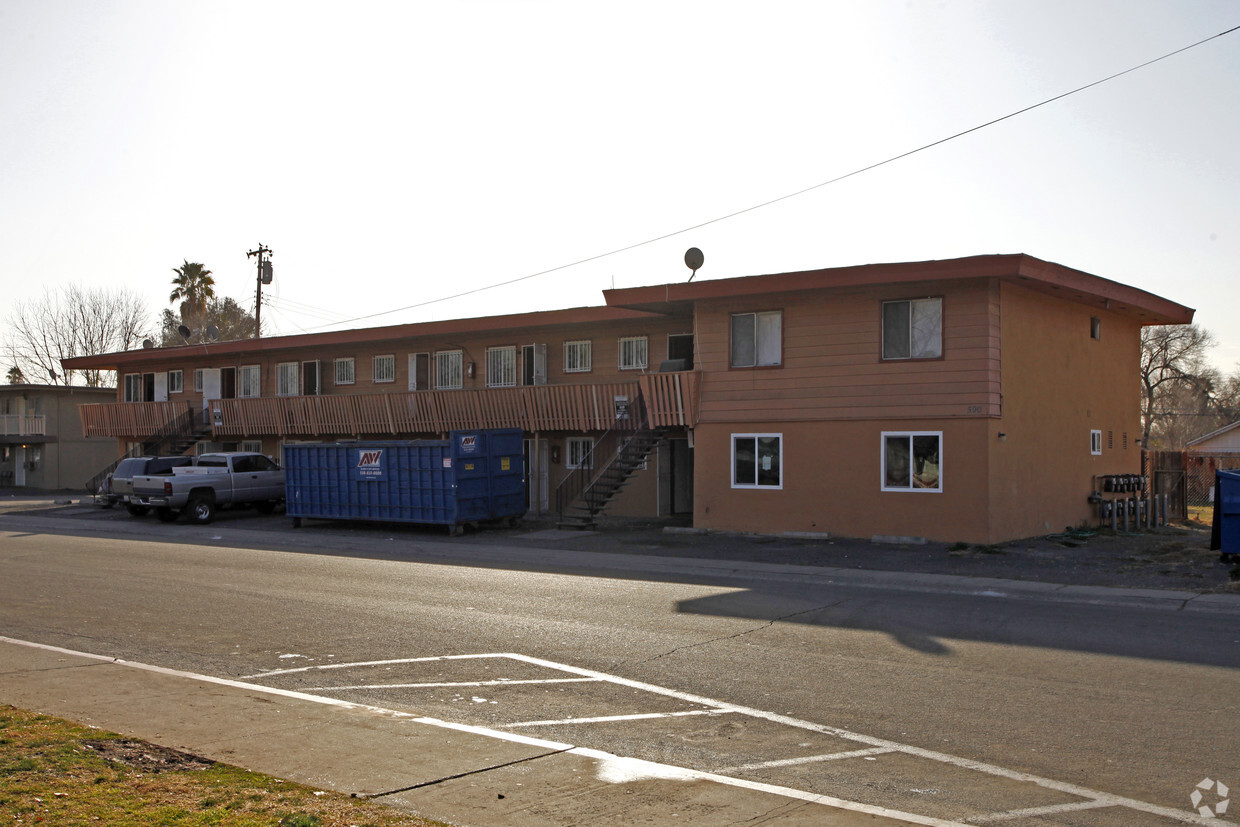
986,282,1143,539
692,419,993,543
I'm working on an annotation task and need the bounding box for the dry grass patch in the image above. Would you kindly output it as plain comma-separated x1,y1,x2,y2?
0,706,445,826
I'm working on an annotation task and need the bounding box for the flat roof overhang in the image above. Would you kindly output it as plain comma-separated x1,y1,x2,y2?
62,305,662,372
604,253,1195,325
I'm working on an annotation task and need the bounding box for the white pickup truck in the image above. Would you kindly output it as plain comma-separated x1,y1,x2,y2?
132,452,285,524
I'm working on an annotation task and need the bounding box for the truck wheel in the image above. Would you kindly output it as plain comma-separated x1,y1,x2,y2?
126,504,150,517
156,507,179,523
188,496,216,524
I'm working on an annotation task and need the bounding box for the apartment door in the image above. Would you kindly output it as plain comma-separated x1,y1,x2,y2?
220,367,237,399
668,334,694,369
302,360,321,395
141,373,156,402
408,353,429,391
522,344,546,386
523,438,549,514
658,438,693,515
201,369,221,426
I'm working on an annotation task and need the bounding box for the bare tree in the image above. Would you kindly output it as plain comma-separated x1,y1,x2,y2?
1140,324,1218,449
4,285,150,387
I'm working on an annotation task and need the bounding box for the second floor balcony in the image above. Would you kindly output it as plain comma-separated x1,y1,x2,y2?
77,373,700,440
0,414,47,437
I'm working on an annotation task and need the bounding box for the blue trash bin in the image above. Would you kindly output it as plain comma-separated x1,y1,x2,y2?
1214,469,1240,558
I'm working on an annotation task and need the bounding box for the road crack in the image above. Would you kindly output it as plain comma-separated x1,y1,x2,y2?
359,746,573,799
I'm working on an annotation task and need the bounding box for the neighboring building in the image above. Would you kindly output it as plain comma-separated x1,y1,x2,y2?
63,254,1193,543
0,384,118,490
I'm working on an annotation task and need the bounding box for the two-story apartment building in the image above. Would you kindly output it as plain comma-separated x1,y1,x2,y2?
1,384,118,490
64,254,1193,543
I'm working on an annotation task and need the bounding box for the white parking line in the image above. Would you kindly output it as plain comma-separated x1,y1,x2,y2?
504,709,732,728
967,799,1116,823
723,747,895,772
24,640,1212,827
303,677,599,691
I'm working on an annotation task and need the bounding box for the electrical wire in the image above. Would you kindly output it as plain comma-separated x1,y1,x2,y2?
299,23,1240,333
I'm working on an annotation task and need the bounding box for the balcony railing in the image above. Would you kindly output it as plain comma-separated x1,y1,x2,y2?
78,401,193,438
77,373,701,440
639,371,699,428
0,415,46,436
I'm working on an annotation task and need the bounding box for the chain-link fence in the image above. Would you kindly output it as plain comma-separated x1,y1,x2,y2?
1146,450,1240,526
1186,454,1240,525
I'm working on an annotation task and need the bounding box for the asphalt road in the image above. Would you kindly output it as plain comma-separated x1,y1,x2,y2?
1,507,1237,825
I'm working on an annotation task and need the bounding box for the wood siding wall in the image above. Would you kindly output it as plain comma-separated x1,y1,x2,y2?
694,279,1001,423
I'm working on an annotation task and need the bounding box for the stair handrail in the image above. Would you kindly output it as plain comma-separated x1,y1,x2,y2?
552,393,650,523
83,402,199,497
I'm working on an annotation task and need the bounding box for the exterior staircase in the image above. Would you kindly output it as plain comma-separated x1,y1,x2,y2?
556,429,663,530
84,404,210,498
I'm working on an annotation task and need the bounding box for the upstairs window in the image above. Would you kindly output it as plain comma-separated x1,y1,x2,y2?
564,340,592,373
373,354,395,384
882,298,942,360
486,347,517,388
436,350,463,390
167,370,184,394
618,336,648,371
1091,430,1102,455
193,368,204,393
123,373,141,403
335,358,355,385
277,363,299,396
731,311,782,367
239,365,261,398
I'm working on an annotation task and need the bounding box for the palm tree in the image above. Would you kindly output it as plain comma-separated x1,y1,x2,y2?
169,261,216,332
5,365,25,384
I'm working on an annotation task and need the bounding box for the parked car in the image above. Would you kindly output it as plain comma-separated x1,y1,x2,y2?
102,456,196,516
131,452,285,524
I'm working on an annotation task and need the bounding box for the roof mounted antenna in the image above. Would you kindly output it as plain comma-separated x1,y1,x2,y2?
685,247,704,282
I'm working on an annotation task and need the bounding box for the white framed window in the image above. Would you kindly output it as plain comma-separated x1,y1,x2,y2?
882,431,942,492
167,370,183,394
240,440,264,454
486,346,517,388
882,298,942,360
564,340,592,373
566,436,594,470
1091,429,1102,455
373,354,395,384
732,433,782,489
436,350,463,390
123,373,141,403
730,311,782,367
1091,317,1102,340
239,364,261,398
618,336,648,371
277,362,299,396
193,368,204,393
335,357,355,385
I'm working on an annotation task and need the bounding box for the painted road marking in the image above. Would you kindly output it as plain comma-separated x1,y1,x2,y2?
722,747,896,772
301,677,599,691
7,638,1216,827
967,799,1118,822
504,709,732,728
246,651,1219,826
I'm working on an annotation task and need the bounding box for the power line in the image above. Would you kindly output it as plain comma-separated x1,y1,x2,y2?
302,23,1240,333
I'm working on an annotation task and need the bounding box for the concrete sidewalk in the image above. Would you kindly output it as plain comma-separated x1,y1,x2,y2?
0,637,934,826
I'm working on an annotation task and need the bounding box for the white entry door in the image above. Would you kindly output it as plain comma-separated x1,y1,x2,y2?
202,368,221,426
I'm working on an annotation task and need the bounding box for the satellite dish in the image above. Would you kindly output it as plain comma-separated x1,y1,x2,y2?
205,325,219,341
142,339,154,349
178,324,192,341
685,247,704,282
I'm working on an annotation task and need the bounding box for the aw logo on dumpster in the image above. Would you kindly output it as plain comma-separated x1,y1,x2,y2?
460,435,478,454
356,449,384,479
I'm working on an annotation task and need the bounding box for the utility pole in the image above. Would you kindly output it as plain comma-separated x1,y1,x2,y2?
246,244,273,338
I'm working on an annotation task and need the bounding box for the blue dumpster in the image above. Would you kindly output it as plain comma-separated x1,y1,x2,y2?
1214,469,1240,558
284,428,525,531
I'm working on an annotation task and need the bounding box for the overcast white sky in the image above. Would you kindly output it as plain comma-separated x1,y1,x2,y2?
2,1,1238,371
